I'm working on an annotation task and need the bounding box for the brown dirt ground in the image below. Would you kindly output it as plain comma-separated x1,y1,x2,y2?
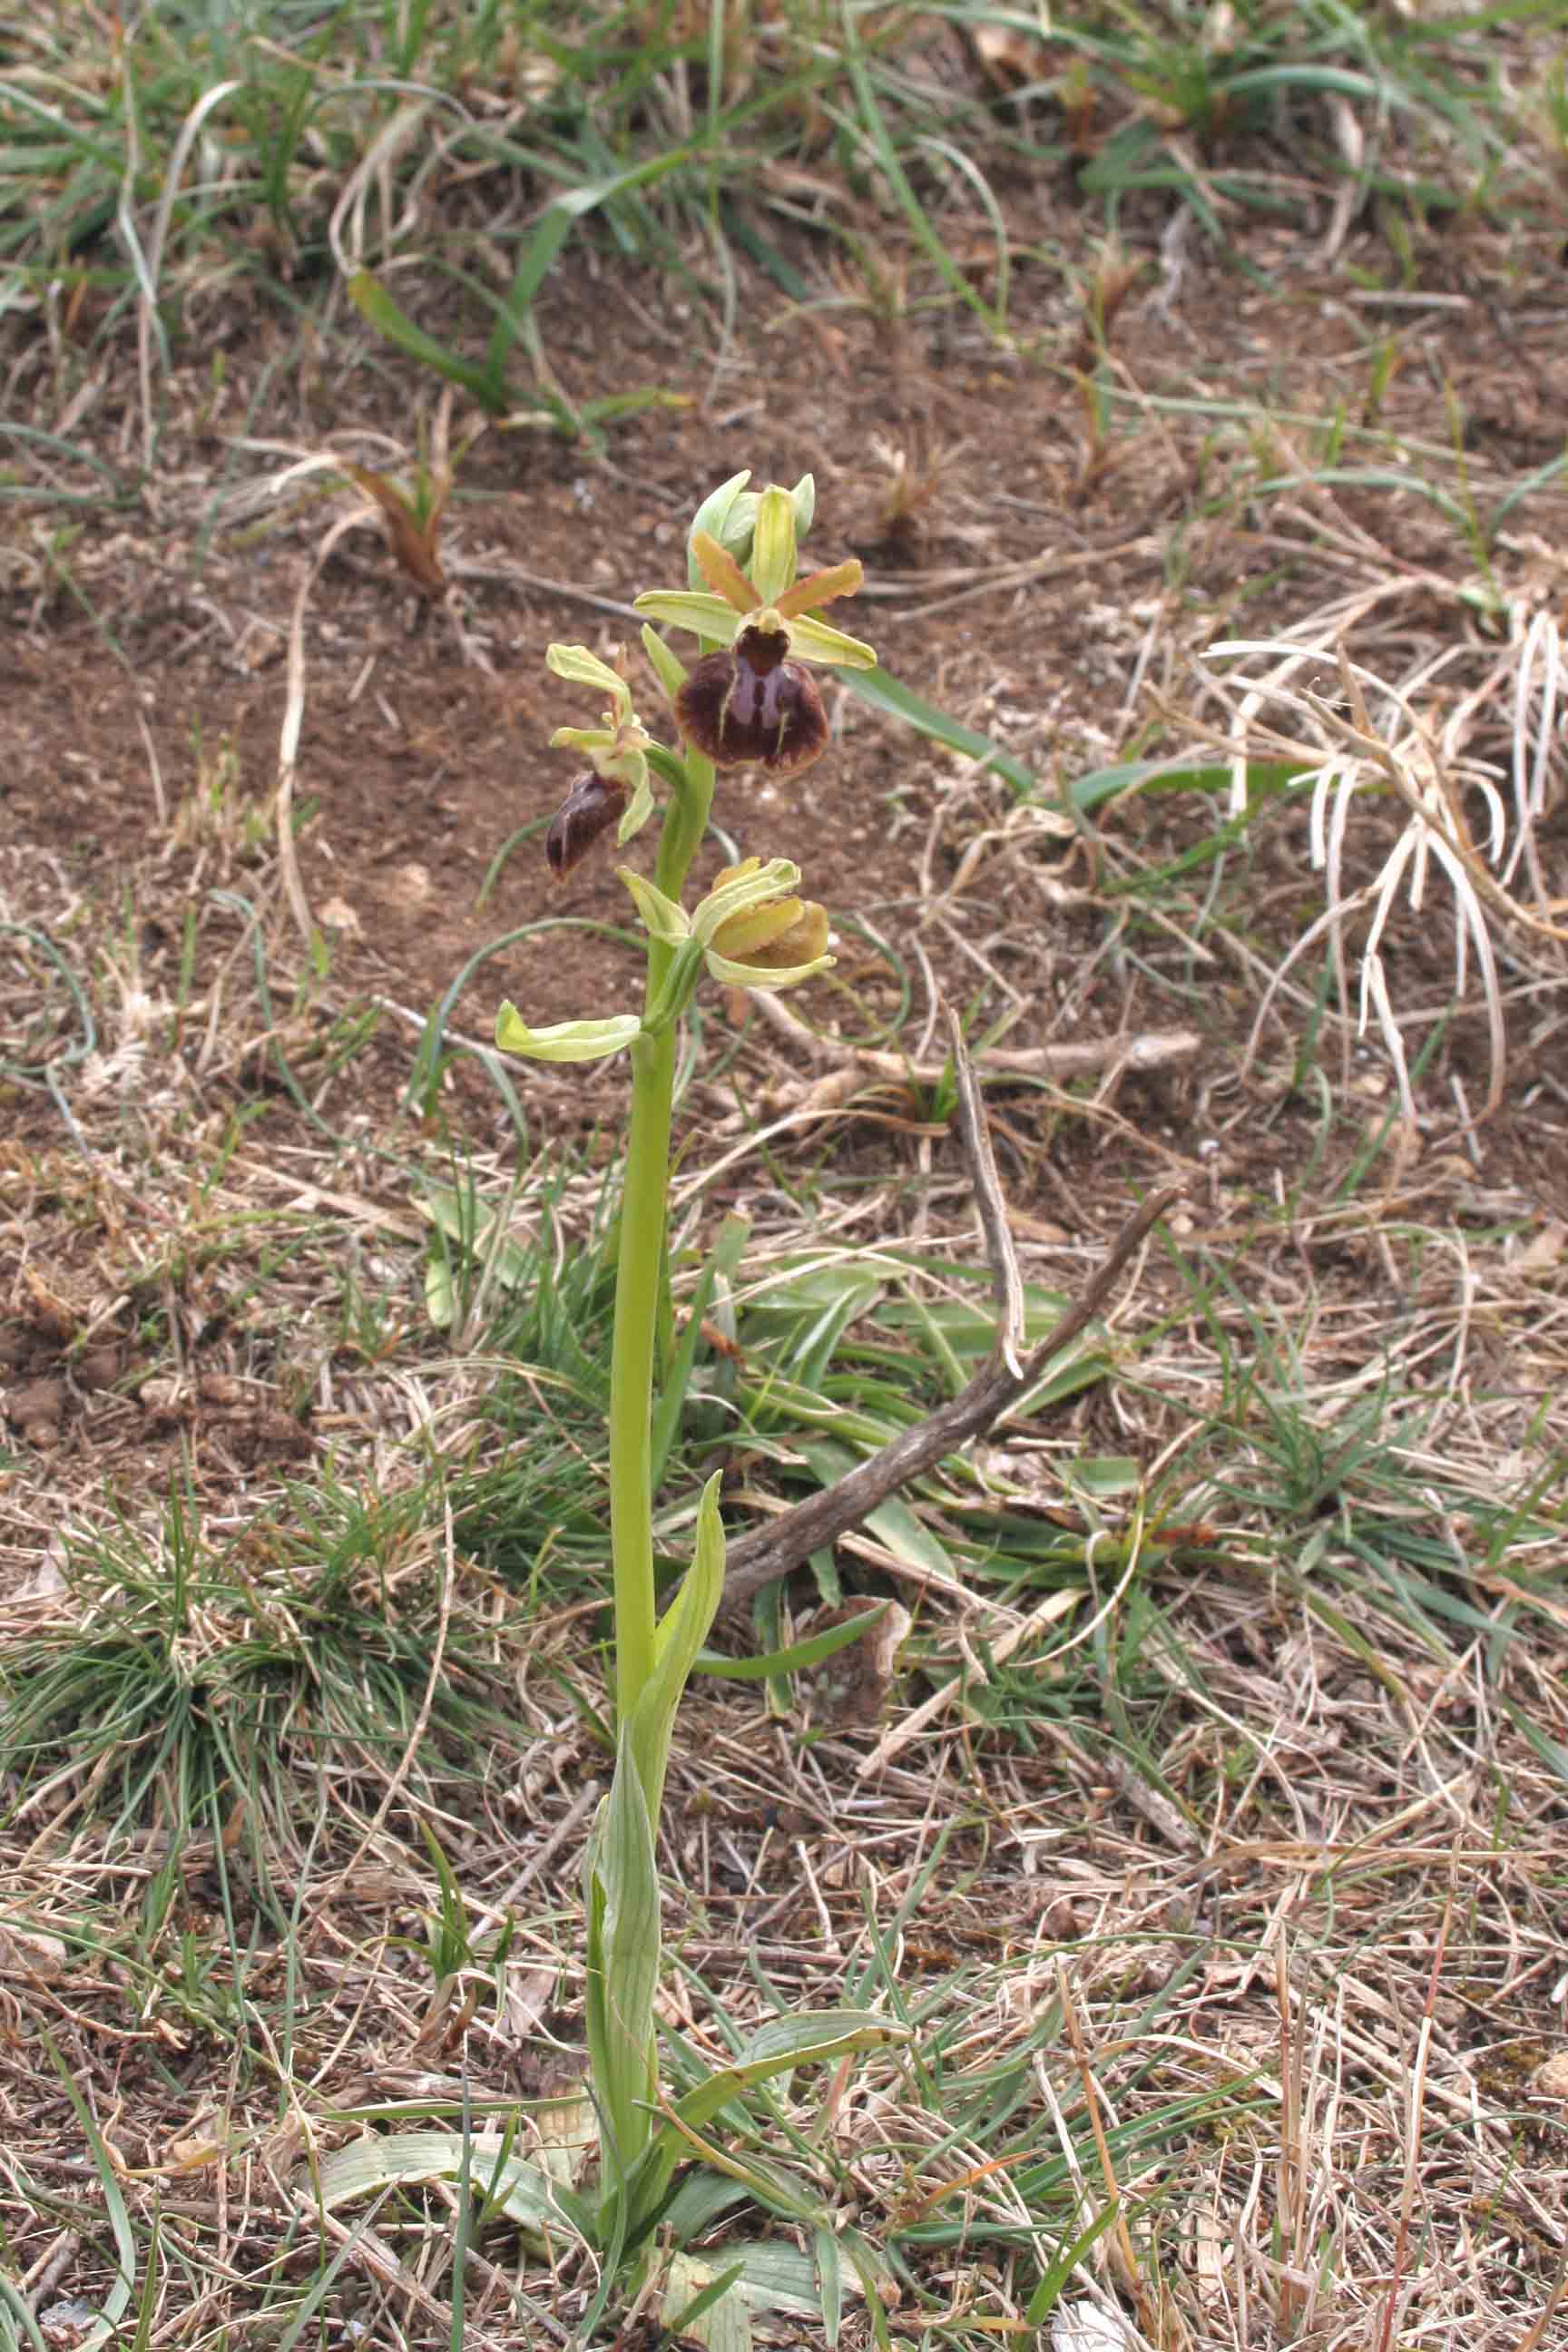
4,118,1568,2352
5,211,1567,1499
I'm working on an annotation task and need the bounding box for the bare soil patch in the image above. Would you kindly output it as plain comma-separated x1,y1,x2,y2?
4,141,1568,2351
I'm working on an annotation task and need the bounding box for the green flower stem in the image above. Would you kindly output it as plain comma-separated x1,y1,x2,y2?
607,747,714,1768
652,747,715,943
607,1022,676,1734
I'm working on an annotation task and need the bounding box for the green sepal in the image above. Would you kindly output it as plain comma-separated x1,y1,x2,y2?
634,590,743,643
495,1004,642,1062
619,867,691,946
688,469,755,587
783,612,877,669
547,642,629,702
703,947,835,992
691,858,801,945
749,485,799,605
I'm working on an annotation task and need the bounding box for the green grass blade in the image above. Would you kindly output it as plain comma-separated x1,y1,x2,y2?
840,24,1004,337
347,270,506,411
651,1213,750,1487
44,2041,136,2349
0,2273,51,2352
840,665,1038,796
1023,2206,1125,2326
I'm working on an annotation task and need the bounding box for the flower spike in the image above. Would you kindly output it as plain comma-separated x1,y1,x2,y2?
634,483,874,776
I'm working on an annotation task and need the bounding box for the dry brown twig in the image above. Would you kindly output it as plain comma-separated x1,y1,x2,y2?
741,984,1200,1099
720,1008,1182,1606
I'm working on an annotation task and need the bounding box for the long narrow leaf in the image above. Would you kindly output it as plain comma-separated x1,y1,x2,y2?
45,2043,135,2352
692,1603,888,1681
630,1472,726,1818
318,2132,574,2244
627,2007,909,2220
584,1749,662,2176
348,270,505,411
841,665,1037,797
651,1214,750,1485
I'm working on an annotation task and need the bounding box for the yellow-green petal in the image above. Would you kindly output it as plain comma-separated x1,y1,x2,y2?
691,857,802,945
615,769,655,847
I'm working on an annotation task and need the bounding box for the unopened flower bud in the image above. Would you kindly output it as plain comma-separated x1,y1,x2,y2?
697,859,835,990
546,770,628,878
720,897,830,973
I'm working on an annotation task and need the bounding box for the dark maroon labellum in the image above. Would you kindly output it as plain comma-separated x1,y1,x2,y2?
676,622,829,775
546,769,626,877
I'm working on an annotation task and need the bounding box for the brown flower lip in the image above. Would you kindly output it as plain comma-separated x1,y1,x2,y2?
546,769,626,877
675,621,830,775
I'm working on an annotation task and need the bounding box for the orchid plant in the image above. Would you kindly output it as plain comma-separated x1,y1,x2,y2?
320,476,908,2347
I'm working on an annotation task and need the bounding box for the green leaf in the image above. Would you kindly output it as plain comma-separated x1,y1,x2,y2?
1066,1455,1143,1502
662,2256,751,2352
627,2007,906,2228
841,23,1005,338
692,1603,888,1682
815,2226,844,2349
584,1742,662,2178
275,2213,382,2352
1504,1700,1568,1793
419,1183,536,1296
481,200,578,382
0,2270,51,2351
651,1214,750,1486
1023,2206,1122,2326
423,1250,456,1330
45,2041,136,2351
719,2239,836,2318
629,1473,727,1819
316,2132,571,2248
877,1283,1074,1358
348,271,506,412
801,1441,957,1580
840,664,1037,797
1070,756,1309,814
669,2008,910,2137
